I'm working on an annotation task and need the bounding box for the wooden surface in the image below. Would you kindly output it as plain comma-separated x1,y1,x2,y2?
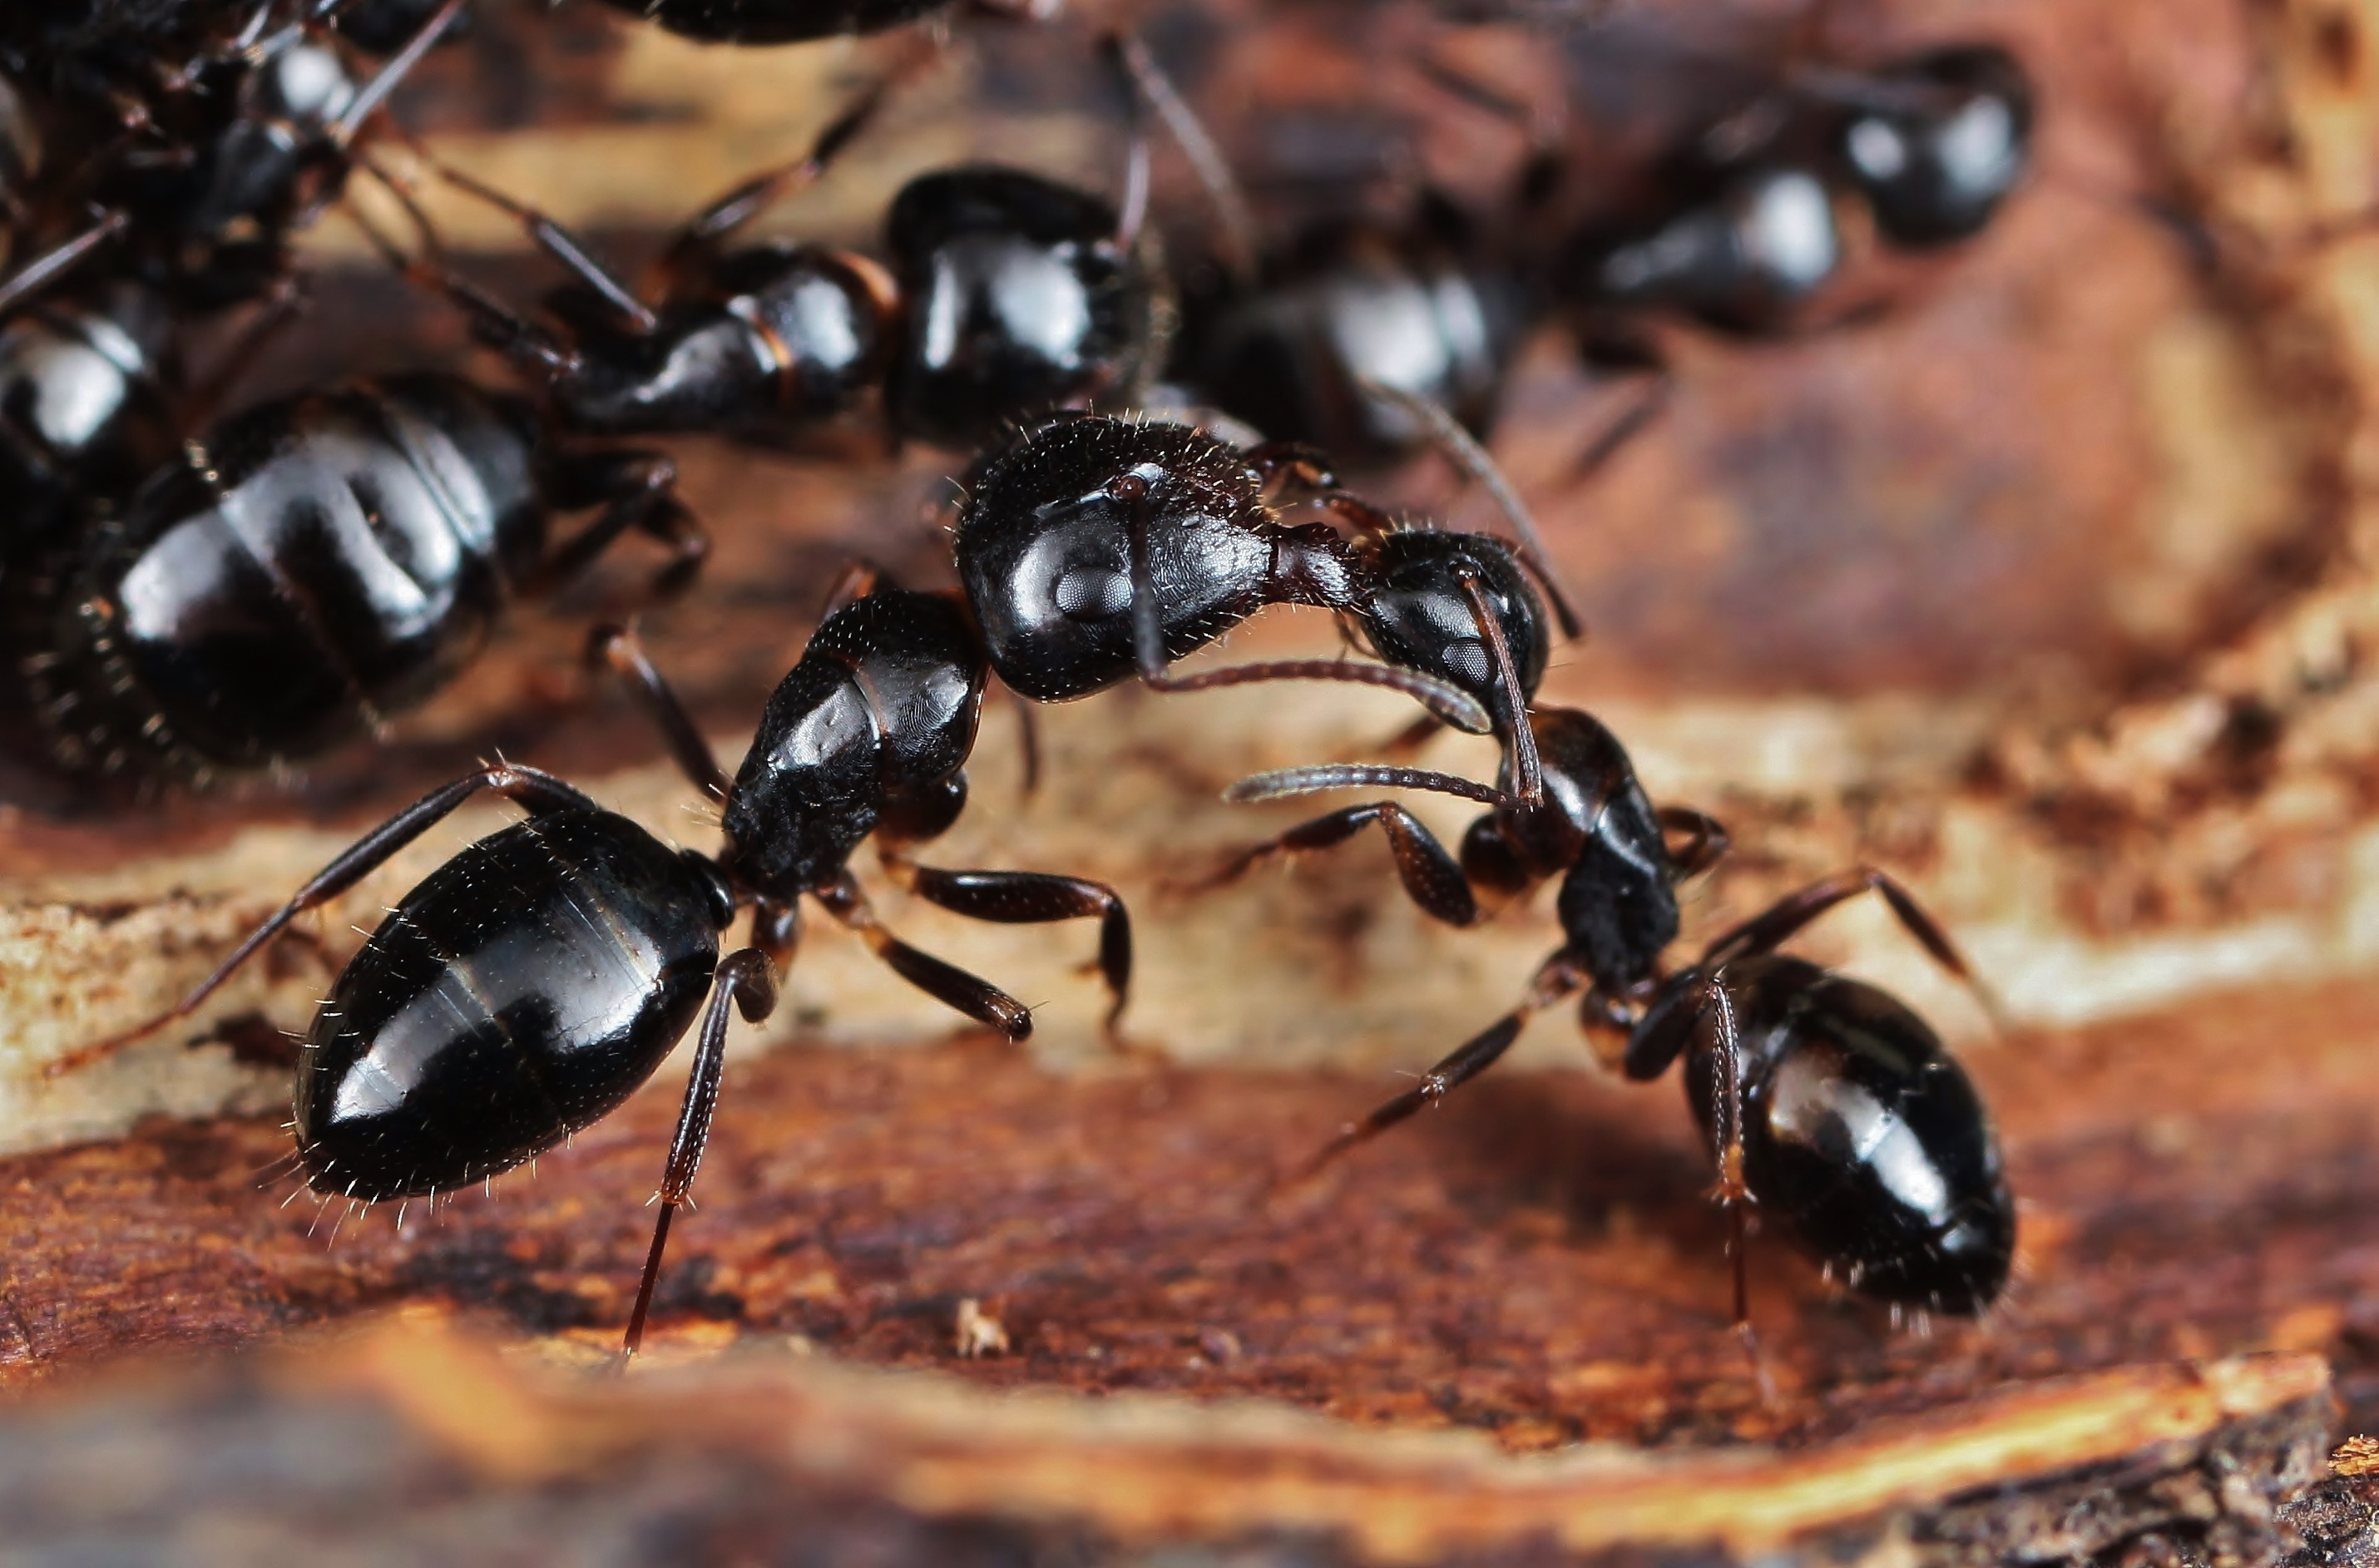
6,0,2379,1561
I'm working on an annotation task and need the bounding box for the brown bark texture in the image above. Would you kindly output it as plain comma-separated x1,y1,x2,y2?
5,0,2379,1561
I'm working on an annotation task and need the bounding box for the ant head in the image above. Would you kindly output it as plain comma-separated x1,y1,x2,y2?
954,416,1277,704
1838,46,2035,249
1358,530,1549,735
886,168,1167,451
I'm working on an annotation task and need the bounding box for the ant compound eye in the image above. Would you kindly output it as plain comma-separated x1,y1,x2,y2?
1446,639,1492,689
1053,561,1132,621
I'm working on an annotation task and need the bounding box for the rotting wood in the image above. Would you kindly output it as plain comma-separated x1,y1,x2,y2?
0,1314,2339,1565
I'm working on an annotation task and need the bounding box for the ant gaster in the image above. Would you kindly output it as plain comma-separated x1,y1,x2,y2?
15,368,707,786
62,591,1133,1356
1228,710,2015,1322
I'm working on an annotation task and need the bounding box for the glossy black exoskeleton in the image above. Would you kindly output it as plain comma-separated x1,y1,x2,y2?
1560,43,2033,334
953,413,1575,779
1233,710,2013,1322
70,586,1133,1354
0,0,463,318
390,70,1166,456
14,369,706,786
0,277,180,555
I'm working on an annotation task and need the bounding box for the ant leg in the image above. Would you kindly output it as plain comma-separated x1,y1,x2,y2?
176,270,311,433
1658,806,1731,878
50,763,596,1077
813,871,1033,1041
1005,688,1043,798
1288,952,1586,1184
1226,762,1511,811
815,558,887,621
388,131,656,334
1571,370,1670,485
1104,30,1259,288
538,448,710,599
1375,712,1446,759
1701,866,2009,1033
1689,972,1757,1328
586,623,730,802
1188,803,1479,928
343,168,586,377
324,0,467,151
1106,473,1495,733
881,854,1133,1035
0,211,130,318
622,946,779,1358
651,57,922,289
1354,377,1585,641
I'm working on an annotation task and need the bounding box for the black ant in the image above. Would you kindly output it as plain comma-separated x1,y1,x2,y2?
1162,27,2030,461
62,583,1132,1357
12,364,707,789
580,0,1052,47
1560,42,2035,334
0,0,466,319
1224,715,2015,1324
362,36,1204,457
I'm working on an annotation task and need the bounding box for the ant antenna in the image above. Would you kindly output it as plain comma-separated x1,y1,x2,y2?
1105,29,1261,288
1355,375,1585,641
1224,763,1519,811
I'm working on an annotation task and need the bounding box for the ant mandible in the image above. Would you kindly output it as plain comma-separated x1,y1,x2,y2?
61,576,1132,1355
1228,713,2015,1325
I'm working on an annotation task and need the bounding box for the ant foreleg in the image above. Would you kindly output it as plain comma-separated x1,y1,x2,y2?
813,872,1032,1041
1691,972,1755,1328
1190,802,1479,929
881,857,1133,1035
622,946,779,1359
587,623,730,802
1286,951,1586,1186
539,447,710,598
51,763,597,1077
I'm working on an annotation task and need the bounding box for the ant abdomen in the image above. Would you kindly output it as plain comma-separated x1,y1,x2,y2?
1645,955,2015,1313
299,804,732,1200
21,373,548,782
888,168,1167,451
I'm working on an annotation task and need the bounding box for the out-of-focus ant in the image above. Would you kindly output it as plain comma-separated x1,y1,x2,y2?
12,363,709,789
1157,23,2030,462
1226,718,2015,1325
1561,43,2034,333
364,42,1170,455
0,0,466,319
58,591,1131,1356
